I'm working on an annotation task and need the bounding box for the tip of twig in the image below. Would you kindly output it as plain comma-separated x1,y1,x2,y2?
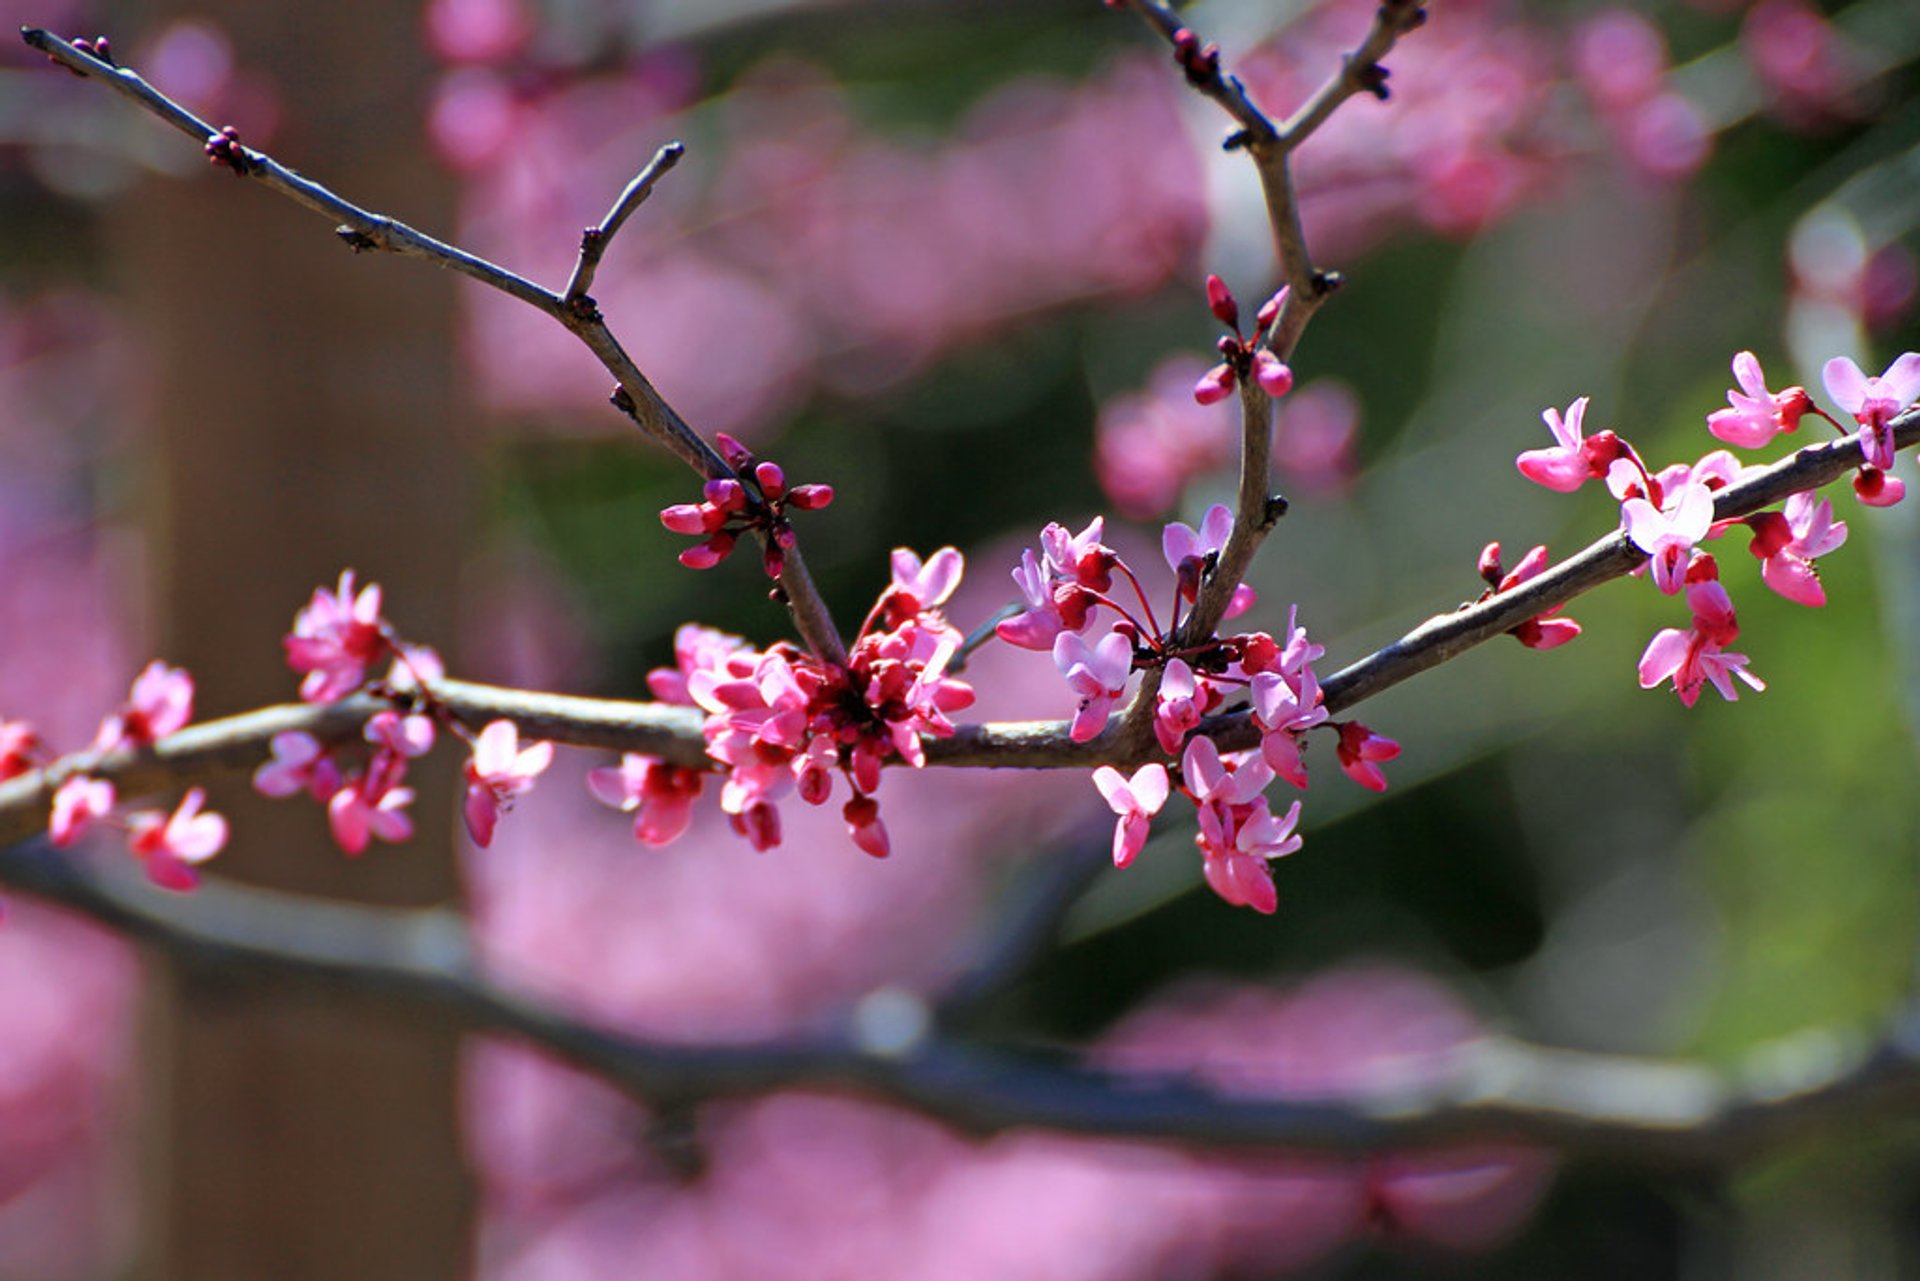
662,141,686,160
20,26,49,49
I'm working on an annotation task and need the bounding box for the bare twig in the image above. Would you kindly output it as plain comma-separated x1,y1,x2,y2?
562,141,685,307
4,831,1918,1166
20,27,848,666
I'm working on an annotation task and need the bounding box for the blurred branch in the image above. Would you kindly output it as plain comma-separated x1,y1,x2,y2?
4,830,1919,1166
2,411,1913,839
18,26,848,666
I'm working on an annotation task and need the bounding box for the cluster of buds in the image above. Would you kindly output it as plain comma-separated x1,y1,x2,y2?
1193,276,1295,406
259,573,551,851
1474,542,1582,650
1513,347,1918,706
1169,27,1222,88
659,433,834,577
4,662,230,891
1002,502,1398,914
49,34,112,75
204,125,251,176
591,549,974,859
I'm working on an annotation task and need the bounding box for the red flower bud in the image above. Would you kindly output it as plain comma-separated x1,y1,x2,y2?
786,483,834,511
1205,274,1240,331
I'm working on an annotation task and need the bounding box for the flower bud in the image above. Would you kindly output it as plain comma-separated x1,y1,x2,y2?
704,477,748,511
754,460,787,499
1252,350,1293,398
1205,274,1240,331
660,503,716,535
1477,541,1504,587
787,483,834,510
714,432,755,470
1193,364,1236,406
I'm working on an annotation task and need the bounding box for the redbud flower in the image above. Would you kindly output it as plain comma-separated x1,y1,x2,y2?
1335,723,1402,792
1193,363,1236,405
93,660,195,753
1205,274,1239,331
1092,763,1170,869
842,796,890,859
888,546,964,613
1196,796,1302,915
126,788,228,890
587,753,706,847
1623,479,1715,595
1484,543,1582,650
1750,491,1847,606
1517,397,1623,492
1854,466,1906,508
0,720,40,781
285,571,389,702
462,720,553,848
1823,353,1920,470
1052,629,1134,743
1638,580,1763,706
50,776,115,847
253,731,344,802
327,768,415,855
1152,660,1204,756
1707,351,1809,448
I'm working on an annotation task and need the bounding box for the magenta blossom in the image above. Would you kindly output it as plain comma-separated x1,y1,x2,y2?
284,570,390,702
1152,659,1205,755
1163,503,1256,618
1092,762,1170,868
1335,722,1401,792
49,776,115,847
462,720,554,848
1748,491,1847,607
1197,796,1304,915
1823,353,1920,470
126,788,228,891
1707,351,1810,449
1622,479,1715,595
93,660,194,753
588,753,707,847
252,731,345,802
1638,579,1764,707
1053,629,1134,743
886,546,964,614
0,720,39,781
1516,397,1624,492
327,760,415,855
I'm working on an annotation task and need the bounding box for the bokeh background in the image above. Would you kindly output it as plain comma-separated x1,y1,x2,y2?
2,0,1919,1276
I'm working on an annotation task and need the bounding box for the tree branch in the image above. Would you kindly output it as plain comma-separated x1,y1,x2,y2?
18,26,848,667
3,831,1915,1166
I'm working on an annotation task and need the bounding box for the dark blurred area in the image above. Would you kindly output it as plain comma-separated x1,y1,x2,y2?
1,0,1918,1276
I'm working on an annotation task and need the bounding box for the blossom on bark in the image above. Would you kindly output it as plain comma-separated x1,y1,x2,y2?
327,756,415,855
1053,629,1134,743
1163,503,1255,618
1092,762,1170,868
93,660,194,753
1335,722,1402,792
1822,352,1920,471
50,776,115,847
1516,397,1623,492
1478,543,1581,649
1748,491,1847,606
1638,579,1764,707
284,570,389,702
1622,479,1715,595
253,731,345,802
587,753,707,847
126,788,228,891
462,719,554,848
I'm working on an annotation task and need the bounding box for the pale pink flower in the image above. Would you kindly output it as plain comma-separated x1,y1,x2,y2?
1622,479,1716,594
1181,733,1274,809
1854,467,1907,508
1091,762,1170,868
126,788,227,891
285,570,389,702
1751,491,1847,606
365,709,436,758
1707,351,1810,448
1517,397,1620,492
327,764,415,855
1250,666,1327,788
842,795,890,859
1484,543,1582,650
1822,353,1920,470
587,753,706,847
49,776,115,847
1162,504,1255,618
888,546,964,613
1052,630,1133,744
93,660,194,752
1638,580,1764,706
252,731,344,801
463,720,554,848
1197,797,1303,915
1152,659,1203,756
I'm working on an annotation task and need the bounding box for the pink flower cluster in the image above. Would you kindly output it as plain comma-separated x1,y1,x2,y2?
257,574,553,852
1513,348,1917,705
6,661,231,891
591,549,975,859
1000,504,1395,914
658,433,833,576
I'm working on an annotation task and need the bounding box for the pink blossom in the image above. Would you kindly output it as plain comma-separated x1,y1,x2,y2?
1250,666,1327,788
1151,659,1203,755
1622,479,1715,595
1091,762,1170,868
463,720,554,848
125,788,227,891
1197,797,1303,915
252,730,344,802
92,660,194,753
1052,630,1133,744
1823,353,1920,470
588,753,706,847
1162,504,1255,617
1854,466,1907,508
1516,397,1621,492
1181,733,1274,810
327,762,415,856
842,795,891,859
0,719,38,780
49,776,114,847
1638,580,1764,707
888,546,964,614
421,0,531,65
1749,491,1847,606
1707,351,1810,448
365,709,436,758
284,570,389,702
1483,543,1581,650
1335,723,1401,792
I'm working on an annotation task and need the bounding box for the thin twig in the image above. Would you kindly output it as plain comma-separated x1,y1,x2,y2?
3,831,1918,1165
562,141,685,307
20,27,848,666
